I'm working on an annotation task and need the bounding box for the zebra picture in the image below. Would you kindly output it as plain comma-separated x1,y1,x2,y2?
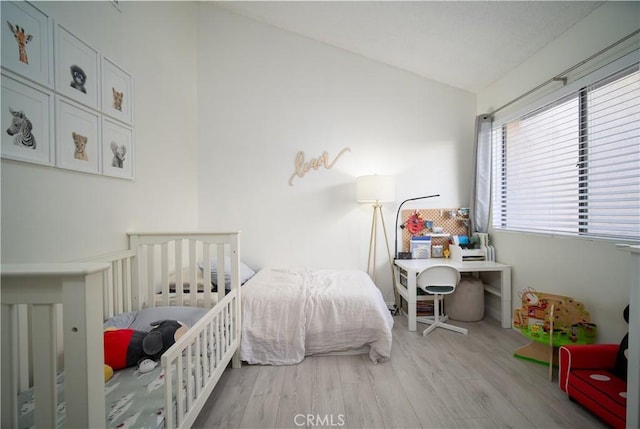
6,107,36,149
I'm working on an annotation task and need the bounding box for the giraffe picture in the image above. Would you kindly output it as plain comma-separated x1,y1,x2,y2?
1,1,53,87
6,21,33,64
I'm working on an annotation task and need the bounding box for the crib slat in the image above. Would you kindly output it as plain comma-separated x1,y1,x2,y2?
203,244,212,308
31,304,58,429
196,331,203,395
175,239,184,306
1,304,19,428
123,257,132,313
161,243,170,307
186,343,193,415
62,272,106,428
216,243,225,303
164,360,174,429
189,240,198,307
147,245,155,308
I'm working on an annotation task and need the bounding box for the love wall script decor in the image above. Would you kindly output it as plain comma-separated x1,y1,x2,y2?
288,147,350,186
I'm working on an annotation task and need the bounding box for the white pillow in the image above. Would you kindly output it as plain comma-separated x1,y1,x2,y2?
200,257,255,289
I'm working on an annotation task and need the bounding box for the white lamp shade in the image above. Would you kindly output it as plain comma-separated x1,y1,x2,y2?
356,175,395,203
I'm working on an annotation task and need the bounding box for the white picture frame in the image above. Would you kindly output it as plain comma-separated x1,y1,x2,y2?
1,1,54,88
1,72,54,166
55,96,101,174
102,117,134,180
55,24,100,110
101,57,133,125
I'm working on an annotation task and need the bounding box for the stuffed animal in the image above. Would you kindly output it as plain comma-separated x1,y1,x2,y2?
104,364,114,382
103,320,188,378
613,304,629,381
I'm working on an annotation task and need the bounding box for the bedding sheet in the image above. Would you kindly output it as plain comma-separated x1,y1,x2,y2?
19,306,213,429
241,268,393,365
17,366,168,429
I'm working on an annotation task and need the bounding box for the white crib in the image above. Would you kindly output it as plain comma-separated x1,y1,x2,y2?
1,232,242,429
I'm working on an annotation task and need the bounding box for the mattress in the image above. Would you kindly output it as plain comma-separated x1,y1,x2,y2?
241,268,394,365
18,364,169,429
18,306,211,429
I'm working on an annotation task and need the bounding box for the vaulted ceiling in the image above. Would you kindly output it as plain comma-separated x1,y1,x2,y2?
218,1,605,93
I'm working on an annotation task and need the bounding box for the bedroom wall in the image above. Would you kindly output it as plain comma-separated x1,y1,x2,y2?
195,5,476,304
477,1,639,343
1,2,199,262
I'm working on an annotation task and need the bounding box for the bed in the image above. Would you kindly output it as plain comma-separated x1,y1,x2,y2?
240,267,393,365
0,232,242,429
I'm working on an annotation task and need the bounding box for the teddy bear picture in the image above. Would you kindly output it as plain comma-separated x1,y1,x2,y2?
72,131,88,161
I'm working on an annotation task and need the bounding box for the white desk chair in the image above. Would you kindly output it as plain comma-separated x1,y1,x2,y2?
417,264,468,336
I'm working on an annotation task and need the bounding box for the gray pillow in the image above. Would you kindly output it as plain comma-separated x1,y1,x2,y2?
103,306,209,332
200,258,255,289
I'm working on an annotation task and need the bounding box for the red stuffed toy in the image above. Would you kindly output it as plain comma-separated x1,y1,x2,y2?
104,320,188,372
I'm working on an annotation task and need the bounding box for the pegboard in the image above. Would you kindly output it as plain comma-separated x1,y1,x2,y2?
400,208,470,254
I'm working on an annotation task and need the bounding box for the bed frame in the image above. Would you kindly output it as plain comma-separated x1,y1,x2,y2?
1,232,242,429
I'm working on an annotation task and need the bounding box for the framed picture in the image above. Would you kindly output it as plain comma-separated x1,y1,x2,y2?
55,24,100,110
102,57,133,125
102,118,134,180
55,96,101,174
1,72,54,166
1,1,54,88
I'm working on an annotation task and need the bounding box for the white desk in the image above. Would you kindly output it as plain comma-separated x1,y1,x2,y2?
394,258,512,330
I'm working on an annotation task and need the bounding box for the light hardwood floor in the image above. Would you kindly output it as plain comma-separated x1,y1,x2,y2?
193,315,607,429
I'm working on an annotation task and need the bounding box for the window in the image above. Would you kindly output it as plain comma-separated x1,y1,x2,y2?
492,63,640,242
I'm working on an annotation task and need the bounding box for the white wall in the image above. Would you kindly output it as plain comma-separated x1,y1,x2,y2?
478,1,639,343
1,2,199,262
195,5,476,303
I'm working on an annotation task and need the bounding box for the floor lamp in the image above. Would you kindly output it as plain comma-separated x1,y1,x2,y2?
357,175,396,296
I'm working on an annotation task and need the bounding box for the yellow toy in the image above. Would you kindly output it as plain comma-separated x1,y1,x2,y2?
104,364,114,382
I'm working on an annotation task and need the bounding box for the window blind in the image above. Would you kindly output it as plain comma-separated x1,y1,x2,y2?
492,63,640,242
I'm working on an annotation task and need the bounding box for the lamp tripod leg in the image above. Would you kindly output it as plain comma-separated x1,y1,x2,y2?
379,208,400,314
367,205,378,281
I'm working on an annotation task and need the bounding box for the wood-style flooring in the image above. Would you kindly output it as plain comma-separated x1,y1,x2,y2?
193,315,607,429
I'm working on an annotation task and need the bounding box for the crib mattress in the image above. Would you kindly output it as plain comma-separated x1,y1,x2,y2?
18,364,170,429
20,305,213,429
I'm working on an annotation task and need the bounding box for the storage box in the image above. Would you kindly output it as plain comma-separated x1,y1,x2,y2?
410,236,431,259
449,244,485,261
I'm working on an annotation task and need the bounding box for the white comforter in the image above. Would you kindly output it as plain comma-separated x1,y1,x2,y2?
240,268,393,365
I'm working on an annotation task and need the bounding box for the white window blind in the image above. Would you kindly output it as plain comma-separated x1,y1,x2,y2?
492,63,640,242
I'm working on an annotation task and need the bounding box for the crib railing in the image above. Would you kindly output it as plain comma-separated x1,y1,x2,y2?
129,232,241,309
162,290,240,428
1,263,110,429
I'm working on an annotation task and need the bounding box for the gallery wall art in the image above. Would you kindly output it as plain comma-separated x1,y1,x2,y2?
55,24,100,110
102,117,134,179
55,96,101,174
1,0,54,87
102,56,133,125
1,73,54,166
0,0,135,180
